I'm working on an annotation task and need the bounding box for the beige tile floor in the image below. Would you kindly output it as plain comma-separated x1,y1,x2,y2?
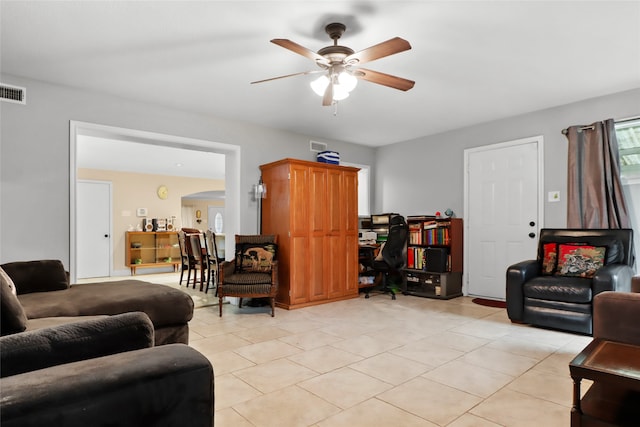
82,272,593,426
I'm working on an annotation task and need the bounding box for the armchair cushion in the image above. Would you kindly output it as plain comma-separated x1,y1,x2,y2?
0,312,154,377
0,268,28,335
541,243,558,275
555,244,606,278
523,276,592,303
1,260,69,294
234,243,277,273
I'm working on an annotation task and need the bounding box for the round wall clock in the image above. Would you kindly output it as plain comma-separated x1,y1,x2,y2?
157,185,168,200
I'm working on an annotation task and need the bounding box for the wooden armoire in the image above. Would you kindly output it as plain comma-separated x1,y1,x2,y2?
259,158,360,309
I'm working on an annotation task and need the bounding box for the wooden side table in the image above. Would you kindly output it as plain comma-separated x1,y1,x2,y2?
569,338,640,426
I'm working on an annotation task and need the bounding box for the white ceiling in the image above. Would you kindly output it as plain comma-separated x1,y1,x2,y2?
77,135,226,180
2,1,639,147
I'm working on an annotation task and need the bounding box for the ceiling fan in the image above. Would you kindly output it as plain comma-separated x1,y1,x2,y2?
251,22,415,106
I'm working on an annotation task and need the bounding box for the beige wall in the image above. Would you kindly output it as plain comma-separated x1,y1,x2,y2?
78,168,223,274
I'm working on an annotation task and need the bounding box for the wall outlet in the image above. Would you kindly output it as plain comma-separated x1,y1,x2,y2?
548,191,560,202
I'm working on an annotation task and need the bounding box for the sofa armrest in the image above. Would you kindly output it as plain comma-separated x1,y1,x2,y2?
593,291,640,345
591,264,635,295
0,312,154,378
0,344,214,427
506,259,539,321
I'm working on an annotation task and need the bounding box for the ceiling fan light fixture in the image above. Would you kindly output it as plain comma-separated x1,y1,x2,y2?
310,75,329,96
310,72,357,101
338,72,358,92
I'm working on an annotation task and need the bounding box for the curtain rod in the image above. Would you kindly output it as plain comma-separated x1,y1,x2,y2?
561,115,640,135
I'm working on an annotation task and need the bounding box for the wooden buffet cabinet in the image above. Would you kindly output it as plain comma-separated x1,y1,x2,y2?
125,231,180,275
260,158,360,309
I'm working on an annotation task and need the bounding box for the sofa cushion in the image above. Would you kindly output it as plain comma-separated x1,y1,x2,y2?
556,244,606,278
0,267,28,335
523,276,593,303
1,260,69,294
17,281,194,327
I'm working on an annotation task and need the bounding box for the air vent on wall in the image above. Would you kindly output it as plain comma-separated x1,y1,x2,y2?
310,140,328,152
0,83,26,104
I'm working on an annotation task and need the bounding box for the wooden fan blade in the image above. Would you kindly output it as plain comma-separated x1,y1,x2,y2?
251,70,324,84
322,82,333,106
356,68,415,91
344,37,411,65
271,39,330,66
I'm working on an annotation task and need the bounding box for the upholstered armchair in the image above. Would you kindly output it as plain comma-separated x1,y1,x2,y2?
218,235,278,317
506,228,635,335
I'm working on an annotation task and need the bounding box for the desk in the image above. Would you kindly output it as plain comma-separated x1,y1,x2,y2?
569,338,640,426
358,244,380,289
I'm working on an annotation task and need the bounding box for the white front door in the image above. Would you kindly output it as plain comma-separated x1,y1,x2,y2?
77,180,111,279
464,137,543,300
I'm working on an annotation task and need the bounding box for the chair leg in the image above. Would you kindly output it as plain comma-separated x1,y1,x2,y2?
238,297,243,308
179,267,185,286
219,294,223,317
270,297,275,317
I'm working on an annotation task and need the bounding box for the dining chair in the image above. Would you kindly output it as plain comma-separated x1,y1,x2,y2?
177,230,193,286
204,230,222,295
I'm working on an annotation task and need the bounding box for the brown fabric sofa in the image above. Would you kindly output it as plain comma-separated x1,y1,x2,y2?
1,260,194,345
0,312,214,426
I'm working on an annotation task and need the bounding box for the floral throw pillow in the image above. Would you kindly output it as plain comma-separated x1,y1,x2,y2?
235,243,278,273
556,244,606,278
541,243,558,275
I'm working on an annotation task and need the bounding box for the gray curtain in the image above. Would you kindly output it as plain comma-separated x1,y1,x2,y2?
565,118,631,228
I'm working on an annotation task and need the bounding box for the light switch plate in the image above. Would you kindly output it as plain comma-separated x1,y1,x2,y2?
548,191,560,202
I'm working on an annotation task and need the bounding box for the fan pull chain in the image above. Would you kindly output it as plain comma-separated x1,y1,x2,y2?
333,101,339,116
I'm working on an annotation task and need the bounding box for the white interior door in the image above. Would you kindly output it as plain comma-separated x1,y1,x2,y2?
465,137,543,300
77,180,111,279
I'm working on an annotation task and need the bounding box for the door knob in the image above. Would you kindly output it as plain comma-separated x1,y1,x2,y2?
528,232,536,238
529,221,535,227
104,234,109,238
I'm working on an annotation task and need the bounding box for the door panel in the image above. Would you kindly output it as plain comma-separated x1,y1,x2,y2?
467,140,540,299
77,181,111,279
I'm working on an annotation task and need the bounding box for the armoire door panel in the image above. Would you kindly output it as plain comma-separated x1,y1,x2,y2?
326,234,344,298
290,164,309,236
343,171,359,233
289,235,309,304
344,234,360,295
326,169,343,234
309,235,327,301
309,167,326,234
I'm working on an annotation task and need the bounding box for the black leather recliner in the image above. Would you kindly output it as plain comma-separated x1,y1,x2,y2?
506,228,635,335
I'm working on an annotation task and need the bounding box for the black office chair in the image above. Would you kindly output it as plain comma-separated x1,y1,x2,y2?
367,215,408,300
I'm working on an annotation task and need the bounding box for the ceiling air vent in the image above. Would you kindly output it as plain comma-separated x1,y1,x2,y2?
310,140,328,152
0,83,26,104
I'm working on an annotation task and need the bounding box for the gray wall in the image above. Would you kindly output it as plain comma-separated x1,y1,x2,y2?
0,74,375,266
375,88,640,228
